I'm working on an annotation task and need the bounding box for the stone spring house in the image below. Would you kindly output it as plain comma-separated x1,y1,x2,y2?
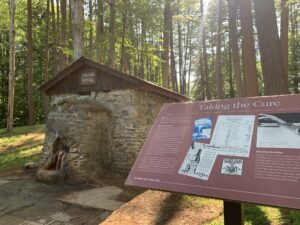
39,57,189,181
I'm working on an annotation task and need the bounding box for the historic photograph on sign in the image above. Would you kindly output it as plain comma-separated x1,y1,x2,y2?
210,115,255,157
257,113,300,149
221,158,243,176
192,117,212,141
179,142,219,181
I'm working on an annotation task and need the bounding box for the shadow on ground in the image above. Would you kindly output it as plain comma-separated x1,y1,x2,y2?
244,204,271,225
155,193,183,225
279,207,300,225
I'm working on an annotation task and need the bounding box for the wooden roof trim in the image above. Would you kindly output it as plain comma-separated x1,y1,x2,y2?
85,59,190,101
137,81,189,102
40,56,190,102
40,58,88,92
81,58,190,101
82,58,140,85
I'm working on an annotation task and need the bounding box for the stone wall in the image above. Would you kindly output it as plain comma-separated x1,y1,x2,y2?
41,100,112,180
41,89,174,180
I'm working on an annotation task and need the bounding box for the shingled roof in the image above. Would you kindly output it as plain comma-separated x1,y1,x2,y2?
40,57,190,102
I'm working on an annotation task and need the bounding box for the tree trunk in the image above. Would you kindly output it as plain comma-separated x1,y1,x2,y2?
214,0,224,99
59,0,68,70
88,0,93,58
178,21,183,94
56,0,60,35
280,0,289,83
56,0,60,71
68,0,73,62
187,39,192,96
239,0,259,97
50,0,58,72
71,0,84,60
120,0,128,72
227,38,235,98
253,0,288,95
27,0,35,125
198,47,205,99
162,0,171,89
96,0,104,62
170,15,178,92
290,3,299,93
44,0,50,117
7,0,16,132
200,0,210,100
139,19,146,78
108,0,116,68
182,22,191,95
228,0,244,97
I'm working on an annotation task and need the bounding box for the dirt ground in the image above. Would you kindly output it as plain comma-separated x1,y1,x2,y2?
101,190,223,225
0,171,223,225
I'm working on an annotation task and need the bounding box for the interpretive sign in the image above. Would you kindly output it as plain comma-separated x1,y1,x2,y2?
126,94,300,209
80,70,97,85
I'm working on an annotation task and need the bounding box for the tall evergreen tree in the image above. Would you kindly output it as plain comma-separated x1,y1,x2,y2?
228,0,243,97
27,0,35,124
43,0,50,117
239,0,259,96
253,0,288,95
108,0,116,67
215,0,224,99
59,0,68,70
280,0,289,83
7,0,16,132
71,0,84,60
96,0,104,63
162,0,171,88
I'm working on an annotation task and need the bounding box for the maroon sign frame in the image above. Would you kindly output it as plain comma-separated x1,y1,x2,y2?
126,94,300,210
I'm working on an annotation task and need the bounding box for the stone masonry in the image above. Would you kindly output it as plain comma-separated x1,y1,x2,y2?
40,89,174,180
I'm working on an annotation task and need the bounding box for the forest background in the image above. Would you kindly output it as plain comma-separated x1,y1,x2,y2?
0,0,299,129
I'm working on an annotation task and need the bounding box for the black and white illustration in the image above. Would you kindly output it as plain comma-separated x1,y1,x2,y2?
210,115,255,157
257,113,300,149
221,158,243,176
179,142,218,181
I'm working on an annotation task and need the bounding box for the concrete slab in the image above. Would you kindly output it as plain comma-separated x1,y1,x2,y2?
0,179,11,186
20,221,43,225
0,195,34,217
0,176,115,224
0,215,42,225
1,175,31,180
35,212,72,225
0,215,24,224
59,186,125,211
48,212,72,222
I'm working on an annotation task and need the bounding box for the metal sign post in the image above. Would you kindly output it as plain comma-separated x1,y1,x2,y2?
224,201,244,225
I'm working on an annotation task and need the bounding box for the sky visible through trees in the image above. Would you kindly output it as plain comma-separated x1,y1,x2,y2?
0,0,299,129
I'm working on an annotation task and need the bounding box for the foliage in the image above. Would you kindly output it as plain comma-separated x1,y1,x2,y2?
280,207,300,224
0,0,299,127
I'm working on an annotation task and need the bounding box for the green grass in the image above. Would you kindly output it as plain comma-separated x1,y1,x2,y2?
203,216,223,225
0,124,45,173
202,202,300,225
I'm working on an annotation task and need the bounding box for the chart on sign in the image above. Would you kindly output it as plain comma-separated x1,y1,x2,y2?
126,94,300,210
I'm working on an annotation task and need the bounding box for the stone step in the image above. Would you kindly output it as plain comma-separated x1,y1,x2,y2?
58,186,125,211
